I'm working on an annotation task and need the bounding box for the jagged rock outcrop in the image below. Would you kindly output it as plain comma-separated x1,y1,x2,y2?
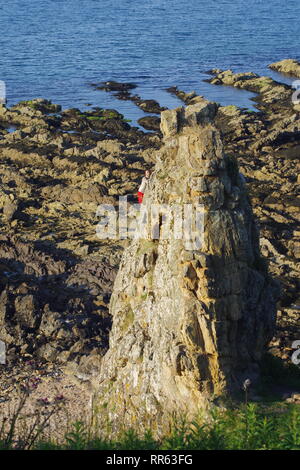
97,101,278,430
269,59,300,78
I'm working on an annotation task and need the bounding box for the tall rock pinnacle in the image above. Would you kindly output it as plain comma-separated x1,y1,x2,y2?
97,100,277,431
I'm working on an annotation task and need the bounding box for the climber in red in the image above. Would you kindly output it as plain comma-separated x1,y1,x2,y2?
137,169,150,203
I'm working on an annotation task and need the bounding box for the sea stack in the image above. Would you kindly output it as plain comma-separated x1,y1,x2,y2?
97,100,278,432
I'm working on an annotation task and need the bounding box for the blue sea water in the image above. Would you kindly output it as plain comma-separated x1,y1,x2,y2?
0,0,299,124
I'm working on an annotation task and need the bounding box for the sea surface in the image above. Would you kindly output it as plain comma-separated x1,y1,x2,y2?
0,0,299,124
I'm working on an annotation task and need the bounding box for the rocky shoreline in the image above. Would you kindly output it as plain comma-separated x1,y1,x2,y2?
0,60,299,433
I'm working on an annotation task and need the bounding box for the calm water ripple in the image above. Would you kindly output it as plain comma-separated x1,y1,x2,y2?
0,0,299,123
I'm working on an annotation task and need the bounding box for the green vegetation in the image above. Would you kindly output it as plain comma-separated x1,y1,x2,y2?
101,111,121,120
71,109,132,123
18,100,38,109
1,403,299,450
78,110,130,122
108,112,119,119
1,354,299,450
86,116,102,121
225,105,238,110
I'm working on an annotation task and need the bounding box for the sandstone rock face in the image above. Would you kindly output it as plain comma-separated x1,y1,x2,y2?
97,102,278,430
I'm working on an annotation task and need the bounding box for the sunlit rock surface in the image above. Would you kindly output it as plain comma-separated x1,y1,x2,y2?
97,101,278,430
